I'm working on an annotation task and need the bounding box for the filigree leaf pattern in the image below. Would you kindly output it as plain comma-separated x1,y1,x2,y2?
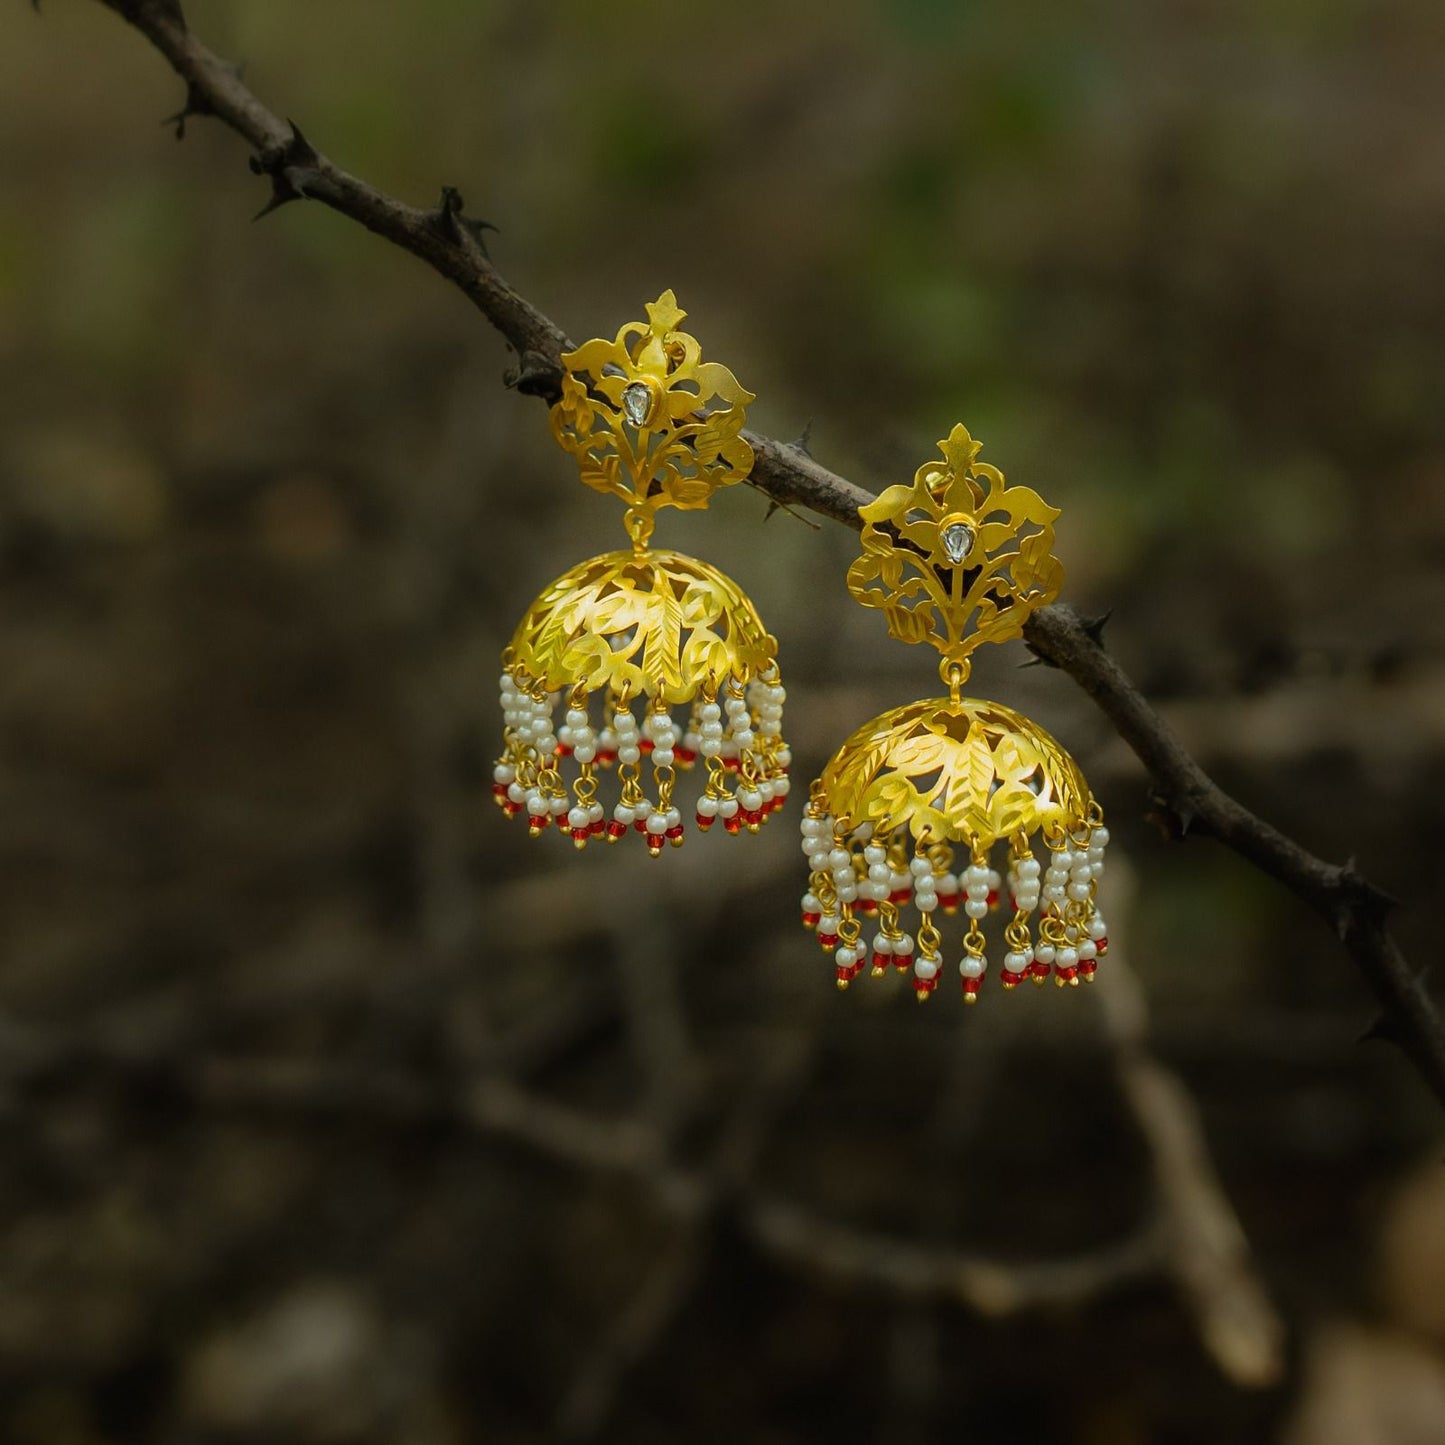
846,424,1064,667
510,548,776,705
821,697,1091,844
548,291,756,536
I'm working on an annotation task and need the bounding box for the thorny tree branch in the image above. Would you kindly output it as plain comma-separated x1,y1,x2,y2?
70,0,1445,1112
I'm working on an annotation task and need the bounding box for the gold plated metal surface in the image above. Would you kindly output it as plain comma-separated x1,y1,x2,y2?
802,422,1108,1003
549,289,754,550
848,423,1063,691
508,548,777,707
819,696,1090,844
494,292,788,856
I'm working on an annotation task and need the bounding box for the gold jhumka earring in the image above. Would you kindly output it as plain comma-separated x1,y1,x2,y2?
494,292,789,855
799,425,1110,1002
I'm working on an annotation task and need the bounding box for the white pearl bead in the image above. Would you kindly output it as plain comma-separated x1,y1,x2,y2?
1003,951,1028,973
494,764,516,785
773,776,791,797
964,899,988,919
914,892,938,913
1070,863,1092,884
1088,917,1107,940
894,933,915,956
1034,943,1056,964
718,798,739,817
572,745,597,765
1067,882,1092,903
549,795,568,815
618,745,641,766
1077,940,1097,961
914,956,939,980
565,708,588,729
835,947,856,968
652,748,675,767
697,796,720,818
871,935,893,956
960,955,986,979
1058,947,1078,969
507,782,526,804
829,848,851,872
526,795,548,816
613,804,635,824
909,856,932,877
1091,827,1110,849
567,806,589,830
646,813,667,834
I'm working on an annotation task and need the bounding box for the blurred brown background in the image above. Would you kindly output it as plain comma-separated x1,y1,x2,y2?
3,1,1445,1442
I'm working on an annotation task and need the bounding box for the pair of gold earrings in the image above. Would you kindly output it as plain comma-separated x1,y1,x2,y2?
494,292,1110,1004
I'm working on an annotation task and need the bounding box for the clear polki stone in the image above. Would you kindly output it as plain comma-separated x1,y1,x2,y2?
941,521,975,564
622,381,653,427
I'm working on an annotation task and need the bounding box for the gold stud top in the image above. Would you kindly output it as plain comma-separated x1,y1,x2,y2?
549,290,755,551
847,424,1064,694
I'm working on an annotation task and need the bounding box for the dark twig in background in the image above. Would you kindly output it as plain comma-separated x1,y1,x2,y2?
77,0,1445,1113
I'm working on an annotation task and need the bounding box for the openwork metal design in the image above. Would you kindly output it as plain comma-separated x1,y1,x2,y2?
550,289,755,550
801,425,1108,1002
495,293,789,855
849,424,1064,690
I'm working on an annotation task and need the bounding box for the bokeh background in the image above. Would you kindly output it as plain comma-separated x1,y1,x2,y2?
3,1,1445,1441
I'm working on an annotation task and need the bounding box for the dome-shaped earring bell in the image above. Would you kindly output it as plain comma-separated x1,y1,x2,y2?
801,424,1110,1002
495,291,789,854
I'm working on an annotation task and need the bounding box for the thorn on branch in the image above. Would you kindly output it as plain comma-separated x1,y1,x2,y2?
507,349,564,401
248,120,320,221
437,185,498,259
1081,610,1113,647
790,420,814,457
1333,857,1399,928
1147,790,1196,841
161,80,213,140
1360,1012,1406,1048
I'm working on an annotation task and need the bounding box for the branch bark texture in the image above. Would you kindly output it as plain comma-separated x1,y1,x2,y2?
81,0,1445,1111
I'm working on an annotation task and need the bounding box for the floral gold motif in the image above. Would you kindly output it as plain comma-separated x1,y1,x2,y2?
549,290,755,549
847,424,1063,687
509,549,777,707
820,697,1089,845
